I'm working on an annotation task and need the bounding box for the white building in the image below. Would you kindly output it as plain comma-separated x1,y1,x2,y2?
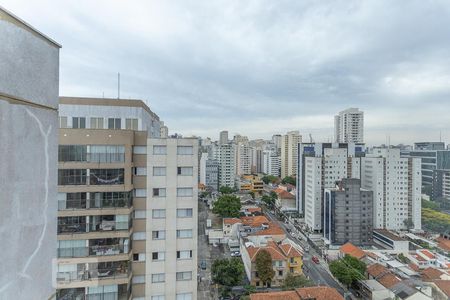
199,152,208,185
236,142,252,175
281,131,301,178
362,148,421,230
219,130,229,145
334,108,364,143
213,143,236,188
146,138,198,300
263,149,281,177
298,143,365,232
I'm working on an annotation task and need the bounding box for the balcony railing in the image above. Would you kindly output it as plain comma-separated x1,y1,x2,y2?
58,198,131,211
58,222,131,234
57,264,130,283
58,244,128,258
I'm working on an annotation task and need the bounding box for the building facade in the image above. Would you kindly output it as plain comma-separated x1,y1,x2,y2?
213,143,236,188
219,130,228,145
205,159,220,191
362,148,422,230
334,108,364,143
280,131,301,178
146,138,198,300
433,169,450,202
297,143,365,230
0,7,60,299
324,179,373,246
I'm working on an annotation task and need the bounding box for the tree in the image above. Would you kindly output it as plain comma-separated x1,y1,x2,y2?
269,191,278,200
281,176,296,186
212,258,245,287
282,273,313,290
261,195,275,209
403,218,414,230
249,191,255,199
329,255,366,288
243,285,256,295
219,186,234,194
212,194,241,217
255,250,275,286
262,175,279,185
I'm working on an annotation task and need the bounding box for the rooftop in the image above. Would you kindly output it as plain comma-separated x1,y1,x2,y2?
433,280,450,297
340,242,366,259
373,229,406,241
250,286,343,300
421,267,445,281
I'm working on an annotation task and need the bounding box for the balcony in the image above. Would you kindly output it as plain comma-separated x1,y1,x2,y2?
57,284,129,300
58,216,131,235
58,239,130,258
57,262,130,284
58,198,132,211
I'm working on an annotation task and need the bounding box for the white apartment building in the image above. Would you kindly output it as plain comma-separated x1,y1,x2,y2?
334,108,364,143
263,149,281,177
281,131,301,178
219,130,228,145
213,143,236,188
298,143,365,231
236,142,252,175
199,152,208,185
362,148,421,230
146,138,198,300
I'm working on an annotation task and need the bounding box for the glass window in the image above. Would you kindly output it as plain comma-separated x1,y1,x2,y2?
153,145,167,155
153,188,166,197
72,117,86,129
152,296,165,300
90,169,124,185
89,145,125,163
177,209,193,218
58,145,88,162
126,118,138,130
152,252,165,261
177,250,192,259
177,167,193,176
59,116,68,128
152,230,166,240
108,118,121,129
132,275,145,284
135,189,147,197
135,167,147,176
176,229,193,239
90,117,104,129
177,146,193,155
133,146,147,154
177,188,193,197
176,271,192,281
58,169,87,185
152,209,166,219
152,273,165,283
153,167,166,176
176,293,192,300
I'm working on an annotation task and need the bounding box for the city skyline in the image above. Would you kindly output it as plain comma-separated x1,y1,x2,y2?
2,1,450,145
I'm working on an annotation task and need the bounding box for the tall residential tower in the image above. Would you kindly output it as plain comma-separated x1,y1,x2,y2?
334,108,364,143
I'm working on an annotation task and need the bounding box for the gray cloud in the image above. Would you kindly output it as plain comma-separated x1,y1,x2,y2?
3,0,450,144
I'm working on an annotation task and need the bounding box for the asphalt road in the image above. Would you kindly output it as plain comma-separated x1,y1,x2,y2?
264,209,346,296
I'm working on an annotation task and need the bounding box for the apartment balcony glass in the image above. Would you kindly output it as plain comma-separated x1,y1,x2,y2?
57,215,131,235
57,238,130,258
58,192,132,211
90,169,124,185
59,145,125,163
57,285,129,300
58,169,87,185
57,261,130,283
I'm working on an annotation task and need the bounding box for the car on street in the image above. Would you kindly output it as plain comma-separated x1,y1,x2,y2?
230,251,241,257
200,260,207,270
312,256,319,264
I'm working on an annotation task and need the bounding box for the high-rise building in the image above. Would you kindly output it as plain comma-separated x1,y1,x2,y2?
160,121,169,138
56,97,198,299
402,142,450,190
219,130,229,145
263,149,281,177
214,143,236,188
334,108,364,143
362,148,421,230
433,169,450,202
281,131,301,178
299,143,365,232
236,142,252,175
0,7,60,299
199,152,208,185
324,179,373,246
272,134,282,153
147,138,198,300
205,159,220,191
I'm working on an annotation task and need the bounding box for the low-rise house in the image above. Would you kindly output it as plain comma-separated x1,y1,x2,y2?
249,286,343,300
367,263,402,289
389,280,433,300
421,267,450,281
339,242,366,260
275,190,296,212
373,229,409,251
360,279,393,300
430,280,450,300
241,239,303,287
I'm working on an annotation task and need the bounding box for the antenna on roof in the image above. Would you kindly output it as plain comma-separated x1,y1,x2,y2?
117,72,120,99
440,130,442,142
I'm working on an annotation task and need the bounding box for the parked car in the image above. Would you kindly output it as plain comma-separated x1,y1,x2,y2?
230,251,241,257
312,256,319,264
200,260,207,270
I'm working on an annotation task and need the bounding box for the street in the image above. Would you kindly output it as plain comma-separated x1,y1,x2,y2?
264,209,346,296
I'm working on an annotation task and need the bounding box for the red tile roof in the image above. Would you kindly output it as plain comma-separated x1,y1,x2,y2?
437,237,450,252
247,241,287,261
340,242,366,259
278,190,295,199
241,216,270,227
252,222,285,236
434,280,450,297
422,267,444,281
420,249,436,259
279,243,303,258
223,218,241,225
367,263,389,278
378,273,401,289
250,286,343,300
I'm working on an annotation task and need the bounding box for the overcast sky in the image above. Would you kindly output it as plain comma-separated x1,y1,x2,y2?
3,0,450,145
